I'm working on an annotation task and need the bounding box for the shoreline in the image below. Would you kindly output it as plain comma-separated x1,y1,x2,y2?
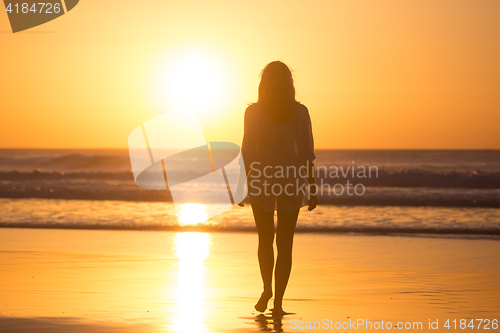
1,225,500,240
1,198,499,240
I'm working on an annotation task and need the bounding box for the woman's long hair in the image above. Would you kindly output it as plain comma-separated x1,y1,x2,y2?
257,61,298,123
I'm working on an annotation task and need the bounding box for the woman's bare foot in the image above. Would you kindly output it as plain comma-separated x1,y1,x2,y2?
271,306,286,317
254,290,273,312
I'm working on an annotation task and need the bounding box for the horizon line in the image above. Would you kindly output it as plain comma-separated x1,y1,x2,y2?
0,147,499,151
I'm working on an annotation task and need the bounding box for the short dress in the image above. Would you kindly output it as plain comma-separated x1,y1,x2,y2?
241,102,316,212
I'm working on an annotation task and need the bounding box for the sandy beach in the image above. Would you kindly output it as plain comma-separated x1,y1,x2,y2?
1,228,499,332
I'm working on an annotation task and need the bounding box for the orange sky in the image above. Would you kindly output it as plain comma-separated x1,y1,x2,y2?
1,0,499,149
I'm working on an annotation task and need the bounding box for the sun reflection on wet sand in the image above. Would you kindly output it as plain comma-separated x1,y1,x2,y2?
170,232,211,333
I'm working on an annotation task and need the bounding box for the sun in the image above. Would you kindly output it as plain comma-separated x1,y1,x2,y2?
152,47,230,112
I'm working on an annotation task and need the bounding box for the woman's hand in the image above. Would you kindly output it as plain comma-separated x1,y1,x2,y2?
308,184,318,211
308,194,318,211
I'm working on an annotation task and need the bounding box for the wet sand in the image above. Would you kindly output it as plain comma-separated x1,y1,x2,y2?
0,228,499,332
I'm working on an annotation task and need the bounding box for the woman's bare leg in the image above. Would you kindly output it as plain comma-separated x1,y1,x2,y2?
273,208,299,314
251,203,275,312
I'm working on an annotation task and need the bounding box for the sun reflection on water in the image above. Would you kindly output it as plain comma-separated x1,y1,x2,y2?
177,203,208,226
170,232,211,333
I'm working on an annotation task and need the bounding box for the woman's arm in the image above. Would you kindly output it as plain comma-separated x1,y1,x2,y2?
306,160,317,211
303,106,317,211
237,106,256,207
241,106,256,172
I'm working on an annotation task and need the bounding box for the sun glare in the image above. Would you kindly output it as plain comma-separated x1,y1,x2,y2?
178,203,208,226
153,47,230,112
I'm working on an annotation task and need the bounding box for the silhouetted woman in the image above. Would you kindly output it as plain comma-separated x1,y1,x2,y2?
241,61,317,316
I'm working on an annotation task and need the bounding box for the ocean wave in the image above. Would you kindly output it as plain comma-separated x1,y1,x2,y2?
0,152,131,172
0,170,132,180
1,168,500,188
1,173,500,207
1,149,500,208
316,168,500,189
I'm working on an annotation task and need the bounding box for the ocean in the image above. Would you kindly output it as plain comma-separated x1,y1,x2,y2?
0,149,499,238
